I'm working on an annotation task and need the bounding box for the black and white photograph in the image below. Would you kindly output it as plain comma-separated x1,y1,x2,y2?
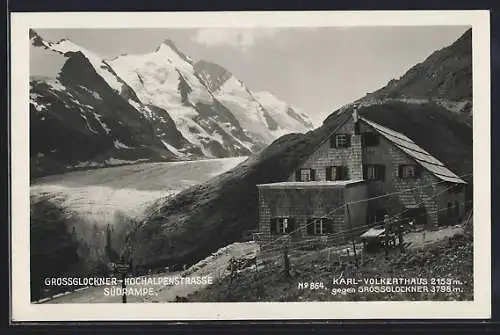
10,10,491,321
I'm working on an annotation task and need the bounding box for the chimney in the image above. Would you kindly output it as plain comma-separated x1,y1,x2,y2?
349,104,363,180
352,105,360,135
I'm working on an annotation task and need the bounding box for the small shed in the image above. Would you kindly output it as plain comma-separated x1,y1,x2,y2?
360,227,385,253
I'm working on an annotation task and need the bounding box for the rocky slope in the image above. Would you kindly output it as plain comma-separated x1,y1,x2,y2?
359,28,472,115
30,30,313,177
123,28,473,271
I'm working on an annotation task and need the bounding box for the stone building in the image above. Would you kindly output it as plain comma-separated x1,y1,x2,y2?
257,109,467,243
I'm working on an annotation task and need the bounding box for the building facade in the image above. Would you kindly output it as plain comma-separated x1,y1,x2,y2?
257,110,467,243
257,180,368,244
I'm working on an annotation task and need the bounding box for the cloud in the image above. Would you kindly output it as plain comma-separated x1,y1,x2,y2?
191,28,281,50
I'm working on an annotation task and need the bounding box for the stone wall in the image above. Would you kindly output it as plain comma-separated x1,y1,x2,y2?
257,182,369,245
287,118,363,181
257,186,346,242
345,182,369,236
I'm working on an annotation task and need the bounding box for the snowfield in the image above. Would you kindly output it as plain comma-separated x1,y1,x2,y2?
31,157,248,227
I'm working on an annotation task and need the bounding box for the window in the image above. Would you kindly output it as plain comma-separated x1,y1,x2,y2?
447,203,453,218
362,132,380,147
363,164,385,181
306,218,332,235
300,169,311,182
270,218,295,235
455,201,460,217
330,134,351,148
398,165,421,179
326,166,348,181
278,218,289,234
296,168,316,182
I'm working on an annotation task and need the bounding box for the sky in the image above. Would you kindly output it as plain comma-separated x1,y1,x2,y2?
33,26,469,126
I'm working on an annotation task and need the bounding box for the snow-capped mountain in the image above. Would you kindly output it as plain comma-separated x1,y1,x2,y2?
194,60,314,143
30,30,201,177
29,30,313,177
107,41,257,157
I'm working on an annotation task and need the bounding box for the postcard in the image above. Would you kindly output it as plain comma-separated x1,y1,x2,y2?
10,10,491,321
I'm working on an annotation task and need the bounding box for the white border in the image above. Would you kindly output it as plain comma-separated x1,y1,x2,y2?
11,10,491,321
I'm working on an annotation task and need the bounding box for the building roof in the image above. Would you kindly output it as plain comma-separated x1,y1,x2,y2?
360,117,466,184
257,180,366,189
360,227,385,238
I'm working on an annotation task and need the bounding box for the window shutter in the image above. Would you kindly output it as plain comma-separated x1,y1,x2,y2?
330,136,336,148
270,218,277,234
295,170,301,181
310,169,316,181
306,218,314,235
325,219,333,234
288,218,296,234
363,165,368,179
346,135,351,148
326,167,332,181
378,165,386,181
342,166,349,180
335,166,342,180
398,165,403,178
415,165,422,178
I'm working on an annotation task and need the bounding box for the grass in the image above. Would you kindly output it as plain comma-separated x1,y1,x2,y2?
186,227,473,302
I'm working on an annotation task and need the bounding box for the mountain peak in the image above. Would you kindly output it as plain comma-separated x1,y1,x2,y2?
161,38,177,48
29,28,40,39
30,29,47,47
154,38,193,64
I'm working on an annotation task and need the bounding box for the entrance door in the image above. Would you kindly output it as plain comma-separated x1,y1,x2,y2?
403,207,427,227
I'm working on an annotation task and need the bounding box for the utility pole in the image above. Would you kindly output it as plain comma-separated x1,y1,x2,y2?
345,202,358,267
117,255,128,303
122,271,127,303
283,243,291,278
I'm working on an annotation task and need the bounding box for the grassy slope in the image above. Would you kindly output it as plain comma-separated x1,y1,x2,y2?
125,101,472,270
186,227,473,302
